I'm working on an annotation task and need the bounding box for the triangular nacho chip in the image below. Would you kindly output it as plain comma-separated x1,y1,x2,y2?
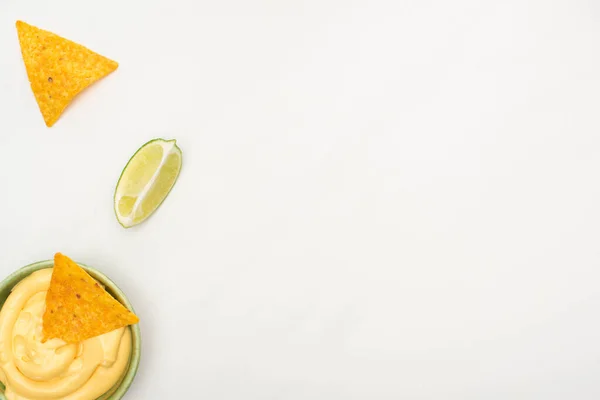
43,253,139,343
15,21,118,127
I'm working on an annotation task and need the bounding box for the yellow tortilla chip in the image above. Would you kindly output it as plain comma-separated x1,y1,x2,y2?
42,253,139,343
15,21,118,127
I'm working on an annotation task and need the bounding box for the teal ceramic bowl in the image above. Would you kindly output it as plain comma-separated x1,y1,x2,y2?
0,260,141,400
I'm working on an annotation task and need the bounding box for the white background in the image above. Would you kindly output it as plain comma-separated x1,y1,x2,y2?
0,0,599,398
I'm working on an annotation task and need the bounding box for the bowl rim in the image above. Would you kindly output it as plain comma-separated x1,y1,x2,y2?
0,259,141,400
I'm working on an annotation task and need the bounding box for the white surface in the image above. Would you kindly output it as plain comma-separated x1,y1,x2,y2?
0,0,600,398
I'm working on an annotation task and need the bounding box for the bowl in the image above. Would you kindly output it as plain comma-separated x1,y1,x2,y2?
0,260,141,400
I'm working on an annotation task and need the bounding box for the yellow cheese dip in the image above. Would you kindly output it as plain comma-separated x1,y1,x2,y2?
0,269,132,400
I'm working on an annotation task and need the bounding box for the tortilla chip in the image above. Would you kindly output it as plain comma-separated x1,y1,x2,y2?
15,21,118,127
42,253,139,344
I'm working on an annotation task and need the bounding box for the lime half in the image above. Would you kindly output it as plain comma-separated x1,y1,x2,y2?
114,139,182,228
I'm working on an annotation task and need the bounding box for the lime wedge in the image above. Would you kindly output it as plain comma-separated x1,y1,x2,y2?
114,139,182,228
